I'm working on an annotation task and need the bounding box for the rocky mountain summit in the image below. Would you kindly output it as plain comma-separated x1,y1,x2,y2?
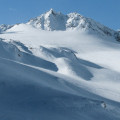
0,9,120,40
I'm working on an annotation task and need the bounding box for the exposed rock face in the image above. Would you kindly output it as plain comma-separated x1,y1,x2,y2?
114,30,120,41
0,24,13,33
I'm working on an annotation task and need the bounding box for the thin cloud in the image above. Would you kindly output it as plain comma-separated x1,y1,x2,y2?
9,8,16,12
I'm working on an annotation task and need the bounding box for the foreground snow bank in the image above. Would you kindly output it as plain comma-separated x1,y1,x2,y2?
0,21,120,119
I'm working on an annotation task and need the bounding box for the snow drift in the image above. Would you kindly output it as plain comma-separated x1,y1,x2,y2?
0,9,120,120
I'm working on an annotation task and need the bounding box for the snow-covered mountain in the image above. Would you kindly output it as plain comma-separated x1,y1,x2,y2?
0,24,13,33
1,9,120,40
27,9,119,39
0,9,120,120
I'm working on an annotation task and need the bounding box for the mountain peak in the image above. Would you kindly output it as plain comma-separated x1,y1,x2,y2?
1,9,117,39
48,8,55,13
46,8,56,14
27,9,66,31
45,9,61,17
27,10,115,36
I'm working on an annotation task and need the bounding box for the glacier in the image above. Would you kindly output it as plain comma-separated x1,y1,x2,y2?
0,9,120,120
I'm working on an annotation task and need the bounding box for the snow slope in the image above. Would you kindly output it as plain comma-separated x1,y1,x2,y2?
27,9,120,40
0,9,120,120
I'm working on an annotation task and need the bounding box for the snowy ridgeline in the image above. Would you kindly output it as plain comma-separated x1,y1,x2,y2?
0,24,13,33
0,9,120,40
24,9,120,40
0,9,120,120
27,9,115,35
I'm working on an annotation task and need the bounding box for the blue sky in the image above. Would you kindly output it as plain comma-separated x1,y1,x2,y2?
0,0,119,30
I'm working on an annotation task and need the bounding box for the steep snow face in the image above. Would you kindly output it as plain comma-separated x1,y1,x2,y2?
27,9,67,31
1,9,119,40
0,39,58,71
27,9,116,37
0,24,13,33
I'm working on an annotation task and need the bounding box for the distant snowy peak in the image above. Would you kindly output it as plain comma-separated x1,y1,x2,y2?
27,9,89,31
1,9,119,40
0,24,13,33
27,9,115,36
27,9,67,31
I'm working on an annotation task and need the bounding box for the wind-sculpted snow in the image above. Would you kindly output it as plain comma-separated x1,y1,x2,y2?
0,40,58,71
0,56,120,120
37,46,94,80
0,9,120,120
